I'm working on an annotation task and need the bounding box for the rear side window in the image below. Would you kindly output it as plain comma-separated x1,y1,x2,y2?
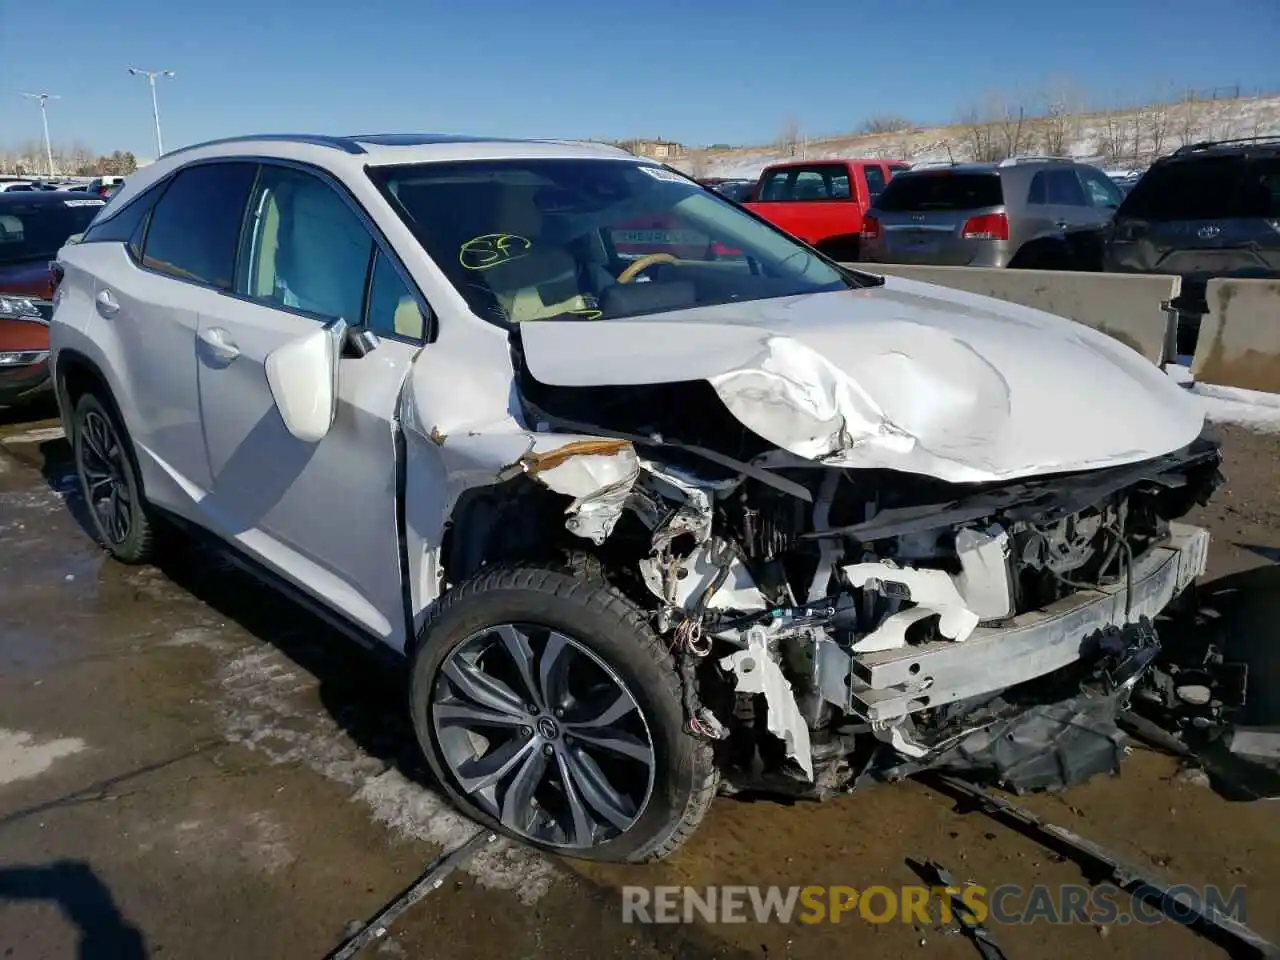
80,185,162,257
141,162,257,288
875,172,1003,212
1119,156,1280,220
757,165,851,202
864,166,887,200
1077,166,1126,208
1027,169,1088,206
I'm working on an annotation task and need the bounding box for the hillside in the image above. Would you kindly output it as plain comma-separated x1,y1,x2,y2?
677,93,1280,180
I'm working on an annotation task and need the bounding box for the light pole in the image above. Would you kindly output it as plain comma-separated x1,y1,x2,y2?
128,68,176,157
19,92,59,178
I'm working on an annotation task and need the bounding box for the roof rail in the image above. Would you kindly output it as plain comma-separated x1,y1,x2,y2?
997,155,1077,166
160,133,367,160
1172,134,1280,156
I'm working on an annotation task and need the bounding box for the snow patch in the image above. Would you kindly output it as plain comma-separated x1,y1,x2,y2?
0,728,87,785
214,644,558,901
1164,363,1280,432
1,426,66,446
355,770,557,904
1193,382,1280,433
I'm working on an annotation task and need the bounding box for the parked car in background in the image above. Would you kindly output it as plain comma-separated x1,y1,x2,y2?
743,158,909,260
0,192,106,405
0,181,37,193
1103,136,1280,356
703,178,756,202
1106,169,1144,197
83,176,125,198
861,157,1124,270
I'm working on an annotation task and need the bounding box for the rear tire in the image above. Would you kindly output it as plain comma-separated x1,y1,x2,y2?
409,564,717,863
69,391,155,564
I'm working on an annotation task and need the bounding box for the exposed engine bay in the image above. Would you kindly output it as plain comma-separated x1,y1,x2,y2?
447,342,1225,799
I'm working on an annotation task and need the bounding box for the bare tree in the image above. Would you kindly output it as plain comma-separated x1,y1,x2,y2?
1039,78,1082,156
1142,102,1173,161
958,106,999,162
1097,111,1132,167
1176,90,1205,147
859,114,912,135
69,141,94,175
776,118,800,158
687,151,710,179
987,89,1030,159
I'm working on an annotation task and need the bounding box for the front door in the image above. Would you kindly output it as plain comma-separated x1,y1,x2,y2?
195,162,429,649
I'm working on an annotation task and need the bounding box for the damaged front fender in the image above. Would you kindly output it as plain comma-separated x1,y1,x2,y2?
516,437,640,544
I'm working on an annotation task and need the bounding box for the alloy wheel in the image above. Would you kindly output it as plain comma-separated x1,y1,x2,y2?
76,408,132,546
431,623,656,850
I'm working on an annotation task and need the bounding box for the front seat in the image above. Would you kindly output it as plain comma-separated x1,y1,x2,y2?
480,189,595,323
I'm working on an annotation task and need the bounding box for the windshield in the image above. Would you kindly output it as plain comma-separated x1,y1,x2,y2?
367,158,862,327
0,199,104,265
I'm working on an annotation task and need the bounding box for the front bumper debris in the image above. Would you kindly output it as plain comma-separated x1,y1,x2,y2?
828,522,1210,723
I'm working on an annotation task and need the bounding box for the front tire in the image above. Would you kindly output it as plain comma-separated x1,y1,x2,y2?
409,565,717,863
70,391,155,564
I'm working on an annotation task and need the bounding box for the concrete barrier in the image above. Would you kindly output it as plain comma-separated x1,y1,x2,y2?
1191,278,1280,394
845,264,1178,365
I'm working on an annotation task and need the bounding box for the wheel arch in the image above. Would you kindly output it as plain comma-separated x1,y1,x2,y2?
53,347,153,502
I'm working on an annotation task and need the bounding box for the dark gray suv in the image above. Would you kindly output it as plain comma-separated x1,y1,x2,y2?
860,158,1124,270
1104,137,1280,283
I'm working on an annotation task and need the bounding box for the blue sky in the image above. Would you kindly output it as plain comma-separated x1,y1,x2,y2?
1,0,1276,160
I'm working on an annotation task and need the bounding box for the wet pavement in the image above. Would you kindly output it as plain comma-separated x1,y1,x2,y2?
1,401,1277,960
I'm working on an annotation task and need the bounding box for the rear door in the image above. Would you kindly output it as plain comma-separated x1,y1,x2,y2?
92,162,258,509
871,170,1004,264
194,160,428,648
1022,167,1092,248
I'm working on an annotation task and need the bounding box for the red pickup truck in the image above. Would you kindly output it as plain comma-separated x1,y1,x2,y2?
744,158,910,261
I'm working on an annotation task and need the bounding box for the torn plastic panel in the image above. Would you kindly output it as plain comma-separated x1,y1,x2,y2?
515,437,640,545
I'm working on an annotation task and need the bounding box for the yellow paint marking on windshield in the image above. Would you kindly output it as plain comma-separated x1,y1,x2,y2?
460,233,532,270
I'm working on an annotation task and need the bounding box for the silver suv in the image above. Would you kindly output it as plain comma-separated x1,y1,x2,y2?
860,157,1125,269
48,132,1216,863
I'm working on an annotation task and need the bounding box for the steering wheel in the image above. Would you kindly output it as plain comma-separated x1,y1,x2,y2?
617,252,680,284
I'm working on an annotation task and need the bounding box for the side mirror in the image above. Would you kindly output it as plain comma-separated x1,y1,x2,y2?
265,317,346,443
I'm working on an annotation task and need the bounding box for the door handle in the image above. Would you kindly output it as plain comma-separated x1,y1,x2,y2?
199,326,240,361
95,289,120,318
1054,220,1070,229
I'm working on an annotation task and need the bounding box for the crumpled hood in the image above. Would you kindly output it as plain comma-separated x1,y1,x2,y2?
518,275,1206,483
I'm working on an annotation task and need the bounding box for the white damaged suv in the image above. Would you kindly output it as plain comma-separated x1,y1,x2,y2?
49,133,1221,862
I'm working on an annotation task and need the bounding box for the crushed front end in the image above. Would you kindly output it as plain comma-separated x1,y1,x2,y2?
514,368,1224,797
